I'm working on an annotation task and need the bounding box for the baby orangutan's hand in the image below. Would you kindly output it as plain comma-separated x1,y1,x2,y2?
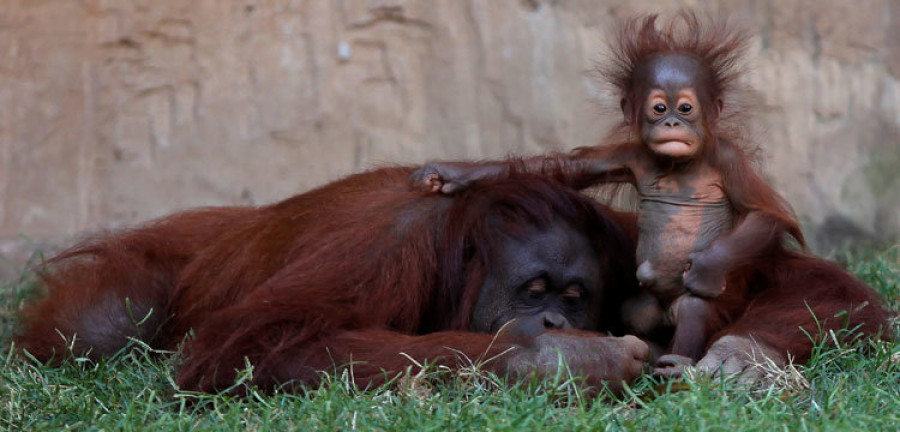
410,162,506,194
682,247,728,299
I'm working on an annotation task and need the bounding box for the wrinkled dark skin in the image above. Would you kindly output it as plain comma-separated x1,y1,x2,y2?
411,53,796,375
473,222,603,336
482,222,648,391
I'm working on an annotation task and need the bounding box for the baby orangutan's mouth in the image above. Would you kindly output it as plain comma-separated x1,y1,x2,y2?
650,140,696,158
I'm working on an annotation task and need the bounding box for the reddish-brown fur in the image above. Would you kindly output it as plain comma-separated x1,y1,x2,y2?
709,250,892,364
16,166,643,392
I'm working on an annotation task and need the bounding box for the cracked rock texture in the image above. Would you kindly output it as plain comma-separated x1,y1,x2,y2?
0,0,897,275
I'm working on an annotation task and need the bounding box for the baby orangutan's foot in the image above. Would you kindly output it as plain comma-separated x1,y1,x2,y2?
653,353,695,378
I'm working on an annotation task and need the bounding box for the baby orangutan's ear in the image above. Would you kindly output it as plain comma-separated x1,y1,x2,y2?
713,98,723,120
620,97,633,124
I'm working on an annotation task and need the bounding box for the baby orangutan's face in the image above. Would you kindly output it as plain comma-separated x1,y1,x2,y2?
632,53,718,160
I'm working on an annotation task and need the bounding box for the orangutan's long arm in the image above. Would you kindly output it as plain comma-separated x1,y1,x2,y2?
411,144,638,194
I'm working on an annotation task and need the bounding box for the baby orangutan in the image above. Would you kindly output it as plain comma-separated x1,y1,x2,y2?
412,13,805,375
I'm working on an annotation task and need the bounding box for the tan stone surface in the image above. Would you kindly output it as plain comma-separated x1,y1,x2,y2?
0,0,897,275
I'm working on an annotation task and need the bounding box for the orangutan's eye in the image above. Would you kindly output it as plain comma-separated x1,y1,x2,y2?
653,104,667,114
678,103,693,114
562,284,583,300
526,278,547,298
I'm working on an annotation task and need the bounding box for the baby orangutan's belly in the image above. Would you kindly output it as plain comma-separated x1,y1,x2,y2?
636,197,733,297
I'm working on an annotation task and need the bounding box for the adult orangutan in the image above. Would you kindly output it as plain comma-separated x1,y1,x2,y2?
413,13,892,377
16,166,649,393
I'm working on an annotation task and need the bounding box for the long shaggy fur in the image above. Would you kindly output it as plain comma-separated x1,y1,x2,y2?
16,165,637,392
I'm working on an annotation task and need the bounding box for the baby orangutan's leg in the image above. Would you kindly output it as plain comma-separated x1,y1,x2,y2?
654,295,711,377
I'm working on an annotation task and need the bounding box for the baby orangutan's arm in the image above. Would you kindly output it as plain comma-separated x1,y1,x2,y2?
410,144,637,193
683,143,804,297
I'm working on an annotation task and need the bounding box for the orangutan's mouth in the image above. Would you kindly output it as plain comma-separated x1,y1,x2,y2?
652,140,694,157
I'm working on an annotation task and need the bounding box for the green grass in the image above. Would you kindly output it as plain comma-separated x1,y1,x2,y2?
1,249,897,431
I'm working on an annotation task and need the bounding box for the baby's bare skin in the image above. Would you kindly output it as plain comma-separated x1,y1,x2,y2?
632,158,733,299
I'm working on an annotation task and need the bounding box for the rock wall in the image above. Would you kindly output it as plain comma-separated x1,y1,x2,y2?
0,0,897,272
